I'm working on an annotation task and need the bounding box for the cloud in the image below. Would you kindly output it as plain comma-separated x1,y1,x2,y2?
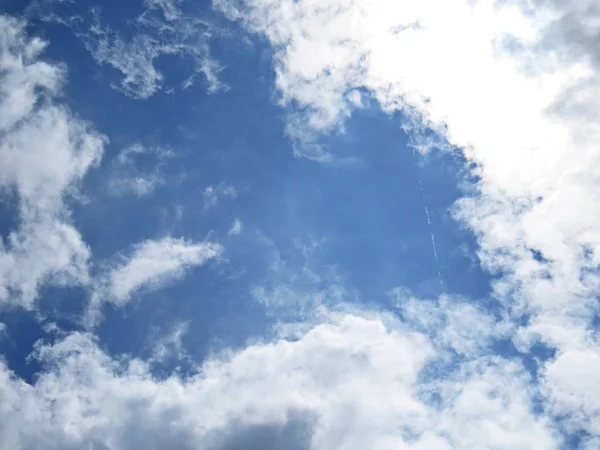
2,3,598,448
91,237,222,313
85,3,228,99
30,1,227,98
149,320,191,364
216,0,600,439
0,15,105,309
203,183,237,210
114,143,174,166
108,143,174,197
249,235,351,322
143,0,184,22
0,307,559,449
228,218,243,235
393,289,504,358
541,346,600,444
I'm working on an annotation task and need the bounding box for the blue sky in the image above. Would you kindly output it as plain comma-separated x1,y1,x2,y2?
0,0,599,448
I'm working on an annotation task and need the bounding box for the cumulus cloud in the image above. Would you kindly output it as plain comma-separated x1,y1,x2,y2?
90,236,222,316
0,15,105,309
0,307,559,449
215,0,600,439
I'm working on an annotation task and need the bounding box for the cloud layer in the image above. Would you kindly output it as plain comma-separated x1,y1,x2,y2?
0,304,560,449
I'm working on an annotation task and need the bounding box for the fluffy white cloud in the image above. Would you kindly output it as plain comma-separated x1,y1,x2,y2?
0,15,105,308
393,289,504,358
91,237,222,314
541,345,600,444
215,0,600,438
0,307,559,450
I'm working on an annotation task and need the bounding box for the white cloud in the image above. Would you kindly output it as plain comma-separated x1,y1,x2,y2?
0,308,559,449
203,183,237,210
114,143,174,166
108,143,174,197
393,289,503,358
250,235,352,321
541,345,600,445
228,218,243,235
149,320,191,364
109,174,164,197
0,15,105,308
78,4,226,99
91,237,222,313
143,0,183,22
215,0,600,438
28,0,227,98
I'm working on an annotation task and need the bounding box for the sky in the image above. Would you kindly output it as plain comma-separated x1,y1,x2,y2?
0,0,599,448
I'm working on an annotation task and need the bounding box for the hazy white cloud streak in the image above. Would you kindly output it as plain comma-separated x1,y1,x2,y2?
88,237,222,324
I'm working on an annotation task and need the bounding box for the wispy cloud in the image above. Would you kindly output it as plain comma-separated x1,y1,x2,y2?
250,235,352,321
228,218,243,235
202,183,237,210
89,237,222,321
108,143,174,197
30,1,227,99
142,0,184,22
149,320,191,364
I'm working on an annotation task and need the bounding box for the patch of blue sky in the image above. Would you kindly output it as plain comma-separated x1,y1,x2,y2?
0,0,498,372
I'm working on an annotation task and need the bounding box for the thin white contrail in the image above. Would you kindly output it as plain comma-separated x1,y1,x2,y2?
410,137,444,290
420,183,431,225
430,233,443,285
